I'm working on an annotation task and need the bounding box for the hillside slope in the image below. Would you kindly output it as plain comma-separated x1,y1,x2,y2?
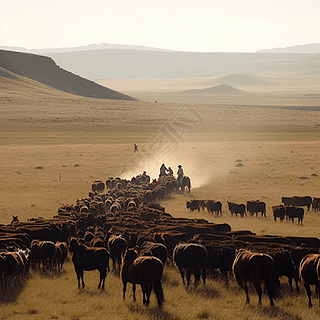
257,42,320,54
0,49,136,100
181,84,248,95
45,49,313,79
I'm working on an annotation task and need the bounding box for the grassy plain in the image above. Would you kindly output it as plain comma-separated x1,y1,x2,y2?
1,73,320,319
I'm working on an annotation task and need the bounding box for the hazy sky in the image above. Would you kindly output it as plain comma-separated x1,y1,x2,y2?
1,0,320,52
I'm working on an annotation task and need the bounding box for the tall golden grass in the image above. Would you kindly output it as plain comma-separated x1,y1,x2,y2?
0,248,319,320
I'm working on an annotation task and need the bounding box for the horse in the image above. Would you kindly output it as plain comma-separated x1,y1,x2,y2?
173,243,207,287
176,176,191,193
120,248,164,308
299,253,320,307
232,249,275,306
68,237,110,289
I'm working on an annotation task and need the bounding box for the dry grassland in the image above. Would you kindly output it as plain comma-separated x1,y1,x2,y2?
1,75,320,319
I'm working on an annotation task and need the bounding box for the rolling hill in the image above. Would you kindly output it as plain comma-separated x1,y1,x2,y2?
181,84,248,95
199,74,272,86
0,43,172,54
257,42,320,54
0,49,136,100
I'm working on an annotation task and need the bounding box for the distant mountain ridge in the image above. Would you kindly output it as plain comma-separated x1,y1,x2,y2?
0,43,172,54
1,42,320,80
257,42,320,54
2,41,320,55
0,49,136,100
41,50,313,79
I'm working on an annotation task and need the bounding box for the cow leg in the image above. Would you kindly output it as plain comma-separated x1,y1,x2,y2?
80,271,85,289
252,281,262,306
49,257,53,273
117,255,122,273
241,282,250,304
122,280,127,299
143,284,152,306
304,282,312,307
132,283,136,301
201,266,206,285
98,269,106,289
272,275,280,296
101,273,106,289
77,272,85,289
264,279,275,307
186,267,192,286
288,276,293,292
193,266,200,287
294,275,300,293
146,284,152,306
98,271,102,289
11,276,16,291
141,284,147,305
42,259,46,273
178,266,185,285
76,271,81,288
112,257,116,272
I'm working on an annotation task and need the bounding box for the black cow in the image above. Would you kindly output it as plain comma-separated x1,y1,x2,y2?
285,206,304,225
227,202,246,217
282,196,312,211
186,200,200,212
272,205,286,222
173,243,207,287
246,200,266,217
206,200,222,215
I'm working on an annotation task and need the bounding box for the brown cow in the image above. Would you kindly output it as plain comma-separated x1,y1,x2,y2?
299,253,320,307
232,249,274,306
282,196,312,211
246,200,266,217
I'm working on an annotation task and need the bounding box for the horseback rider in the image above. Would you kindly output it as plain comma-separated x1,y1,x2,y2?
159,163,168,177
177,165,184,185
168,167,173,176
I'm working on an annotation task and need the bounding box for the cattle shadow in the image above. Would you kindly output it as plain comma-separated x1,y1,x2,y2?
162,195,176,201
77,287,110,298
36,268,67,279
127,303,180,320
0,281,26,304
186,284,220,299
161,273,180,288
255,306,303,320
273,283,300,299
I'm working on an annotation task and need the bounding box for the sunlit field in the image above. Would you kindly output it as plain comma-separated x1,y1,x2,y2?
2,75,320,319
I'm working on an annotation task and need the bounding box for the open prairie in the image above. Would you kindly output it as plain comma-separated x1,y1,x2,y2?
2,74,320,319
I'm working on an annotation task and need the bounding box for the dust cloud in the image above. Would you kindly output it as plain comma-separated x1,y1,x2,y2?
120,142,235,189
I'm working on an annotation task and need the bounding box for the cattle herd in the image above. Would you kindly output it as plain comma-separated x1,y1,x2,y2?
186,196,317,225
2,173,320,308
